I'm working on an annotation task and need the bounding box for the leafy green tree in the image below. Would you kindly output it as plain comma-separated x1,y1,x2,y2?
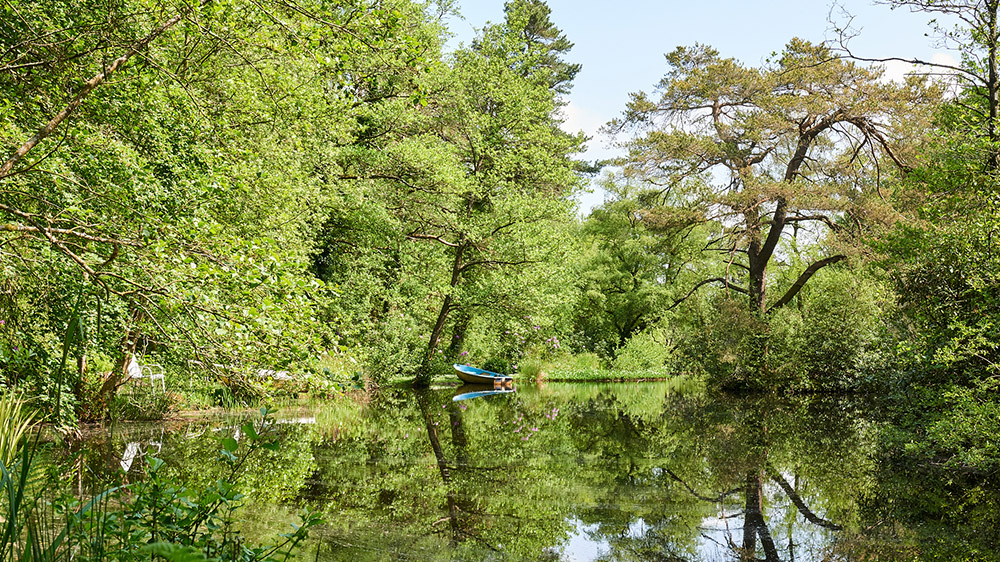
490,0,581,94
0,0,447,415
309,0,584,386
574,177,706,357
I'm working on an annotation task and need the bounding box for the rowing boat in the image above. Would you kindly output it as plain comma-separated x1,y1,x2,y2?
453,364,513,388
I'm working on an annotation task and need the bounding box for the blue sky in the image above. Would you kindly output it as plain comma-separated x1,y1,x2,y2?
445,1,955,212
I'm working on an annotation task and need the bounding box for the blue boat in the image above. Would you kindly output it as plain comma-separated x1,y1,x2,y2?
453,364,513,388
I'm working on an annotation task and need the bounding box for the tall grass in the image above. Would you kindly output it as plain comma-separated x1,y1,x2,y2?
0,389,36,467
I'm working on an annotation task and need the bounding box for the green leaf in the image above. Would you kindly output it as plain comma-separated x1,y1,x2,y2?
242,422,260,441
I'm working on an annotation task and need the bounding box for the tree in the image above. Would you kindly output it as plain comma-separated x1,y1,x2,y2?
0,0,443,415
574,177,706,357
609,40,940,319
862,1,1000,379
495,0,581,94
314,0,584,387
405,30,582,384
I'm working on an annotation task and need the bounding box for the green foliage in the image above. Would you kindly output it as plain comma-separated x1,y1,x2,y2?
611,329,673,373
573,176,707,359
861,3,1000,503
107,386,176,421
767,266,890,391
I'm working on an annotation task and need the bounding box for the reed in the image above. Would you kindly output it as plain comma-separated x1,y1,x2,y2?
0,388,46,562
0,389,36,470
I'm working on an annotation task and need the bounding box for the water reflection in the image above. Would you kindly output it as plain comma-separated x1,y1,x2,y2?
52,382,1000,561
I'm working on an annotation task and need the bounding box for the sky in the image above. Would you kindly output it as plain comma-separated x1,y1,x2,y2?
444,1,958,213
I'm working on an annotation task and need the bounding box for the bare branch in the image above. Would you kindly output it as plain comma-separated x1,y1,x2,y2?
667,277,748,311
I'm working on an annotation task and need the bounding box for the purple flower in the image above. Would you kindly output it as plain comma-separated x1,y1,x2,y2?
460,351,468,357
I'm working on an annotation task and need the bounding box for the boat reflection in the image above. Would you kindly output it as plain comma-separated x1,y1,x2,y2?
452,384,517,401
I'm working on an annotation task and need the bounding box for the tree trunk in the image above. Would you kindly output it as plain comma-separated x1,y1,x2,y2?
416,391,461,546
740,471,760,559
415,241,468,387
745,206,769,316
742,469,780,561
988,1,1000,170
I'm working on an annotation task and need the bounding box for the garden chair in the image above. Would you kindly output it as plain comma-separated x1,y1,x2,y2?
127,356,166,393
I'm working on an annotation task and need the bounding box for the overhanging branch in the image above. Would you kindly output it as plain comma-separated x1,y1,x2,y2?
0,1,203,180
667,277,748,311
767,465,843,530
766,255,846,313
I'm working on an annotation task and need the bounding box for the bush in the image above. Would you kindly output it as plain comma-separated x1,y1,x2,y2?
612,329,673,372
361,313,423,387
768,269,887,391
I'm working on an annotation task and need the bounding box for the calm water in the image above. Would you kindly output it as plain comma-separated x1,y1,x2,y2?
52,381,1000,561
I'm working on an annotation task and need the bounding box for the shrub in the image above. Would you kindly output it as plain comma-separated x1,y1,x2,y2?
612,330,673,372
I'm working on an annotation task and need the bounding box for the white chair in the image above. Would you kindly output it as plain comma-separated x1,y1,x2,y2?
127,356,166,393
256,368,293,381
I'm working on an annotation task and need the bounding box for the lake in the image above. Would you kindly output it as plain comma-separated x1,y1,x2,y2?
53,381,1000,561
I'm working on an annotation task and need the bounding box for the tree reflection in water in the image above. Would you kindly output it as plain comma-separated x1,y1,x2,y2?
51,383,1000,561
